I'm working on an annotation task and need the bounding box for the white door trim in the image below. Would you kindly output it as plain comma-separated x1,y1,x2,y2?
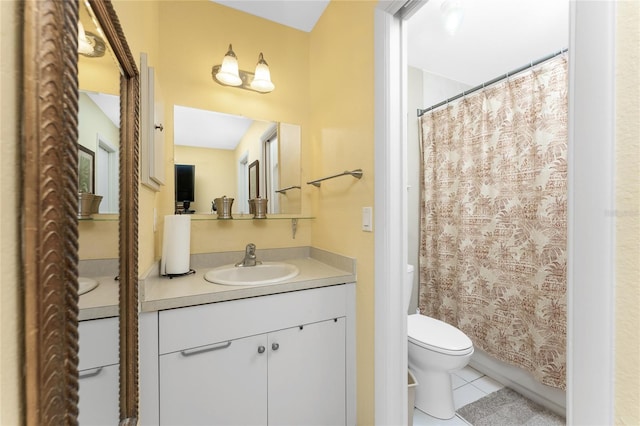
374,3,407,425
566,2,616,424
373,1,617,424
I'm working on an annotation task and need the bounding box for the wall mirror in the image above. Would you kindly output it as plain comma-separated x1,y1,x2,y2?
173,106,302,215
78,0,120,215
23,0,139,424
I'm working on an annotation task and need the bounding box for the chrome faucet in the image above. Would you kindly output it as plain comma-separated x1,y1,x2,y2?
235,243,261,267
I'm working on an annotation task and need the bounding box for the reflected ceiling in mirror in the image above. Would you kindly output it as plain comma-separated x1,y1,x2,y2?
173,106,301,216
78,3,120,96
174,106,253,150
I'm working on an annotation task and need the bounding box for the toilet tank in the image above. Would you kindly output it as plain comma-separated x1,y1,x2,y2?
405,264,415,313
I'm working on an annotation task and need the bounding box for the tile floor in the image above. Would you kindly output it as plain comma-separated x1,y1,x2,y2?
412,366,505,426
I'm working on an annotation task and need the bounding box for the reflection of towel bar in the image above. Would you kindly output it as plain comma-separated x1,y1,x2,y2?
307,169,363,187
275,185,301,194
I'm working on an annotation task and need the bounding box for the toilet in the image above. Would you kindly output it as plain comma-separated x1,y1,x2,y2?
405,265,474,420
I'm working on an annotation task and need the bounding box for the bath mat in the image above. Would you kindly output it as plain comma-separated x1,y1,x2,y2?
457,387,565,426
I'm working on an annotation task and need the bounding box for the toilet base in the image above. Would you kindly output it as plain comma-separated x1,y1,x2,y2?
413,369,456,420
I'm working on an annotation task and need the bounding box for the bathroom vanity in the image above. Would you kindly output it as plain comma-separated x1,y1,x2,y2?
78,248,356,425
137,247,356,425
149,284,353,425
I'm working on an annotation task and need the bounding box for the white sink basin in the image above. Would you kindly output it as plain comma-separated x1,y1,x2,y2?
204,262,299,286
79,277,99,295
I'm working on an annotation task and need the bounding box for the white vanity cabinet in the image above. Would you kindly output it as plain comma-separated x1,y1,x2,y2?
267,318,346,425
154,283,355,426
160,333,268,425
78,316,119,425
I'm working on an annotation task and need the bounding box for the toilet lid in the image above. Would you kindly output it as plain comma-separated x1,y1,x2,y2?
407,314,473,354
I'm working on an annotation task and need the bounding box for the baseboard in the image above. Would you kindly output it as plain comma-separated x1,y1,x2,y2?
469,348,566,417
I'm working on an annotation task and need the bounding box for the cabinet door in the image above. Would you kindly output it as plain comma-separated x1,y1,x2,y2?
78,364,119,425
78,317,119,425
268,318,346,426
159,334,268,426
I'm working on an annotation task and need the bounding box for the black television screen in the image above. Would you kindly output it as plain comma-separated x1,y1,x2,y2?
175,164,195,202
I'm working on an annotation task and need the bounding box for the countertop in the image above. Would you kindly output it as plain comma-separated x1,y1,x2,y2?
78,247,356,320
141,256,356,312
78,275,119,321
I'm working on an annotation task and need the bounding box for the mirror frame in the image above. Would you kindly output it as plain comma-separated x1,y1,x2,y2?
249,159,260,199
23,0,139,424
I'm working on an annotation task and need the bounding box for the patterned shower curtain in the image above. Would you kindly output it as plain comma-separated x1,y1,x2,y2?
418,55,568,389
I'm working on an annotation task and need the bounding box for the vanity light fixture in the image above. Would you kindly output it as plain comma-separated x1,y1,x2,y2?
212,44,275,94
78,21,106,58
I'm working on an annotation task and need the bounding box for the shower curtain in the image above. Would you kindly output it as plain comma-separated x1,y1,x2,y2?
418,55,568,389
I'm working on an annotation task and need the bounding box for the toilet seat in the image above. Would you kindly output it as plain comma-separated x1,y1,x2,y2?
408,314,473,356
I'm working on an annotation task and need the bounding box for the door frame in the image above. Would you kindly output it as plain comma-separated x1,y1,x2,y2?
372,1,616,424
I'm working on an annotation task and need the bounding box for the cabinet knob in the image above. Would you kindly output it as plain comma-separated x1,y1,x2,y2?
258,345,265,354
272,343,280,351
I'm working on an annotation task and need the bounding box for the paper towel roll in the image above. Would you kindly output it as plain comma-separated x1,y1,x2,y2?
161,215,191,275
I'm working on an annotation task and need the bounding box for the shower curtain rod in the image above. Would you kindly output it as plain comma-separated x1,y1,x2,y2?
417,48,568,117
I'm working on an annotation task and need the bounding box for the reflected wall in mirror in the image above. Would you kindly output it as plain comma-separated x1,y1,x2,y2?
78,1,120,216
173,106,301,215
78,91,120,213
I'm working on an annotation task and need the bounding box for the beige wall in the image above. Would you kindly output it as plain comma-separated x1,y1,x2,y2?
309,1,377,423
615,2,640,424
0,0,21,423
278,122,303,214
110,0,313,273
77,94,120,232
78,93,120,155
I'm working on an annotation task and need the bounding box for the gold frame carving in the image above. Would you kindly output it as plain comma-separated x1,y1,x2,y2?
23,0,139,424
23,0,81,423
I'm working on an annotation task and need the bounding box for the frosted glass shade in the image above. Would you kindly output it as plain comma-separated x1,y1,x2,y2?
216,45,242,86
78,22,94,55
250,53,275,93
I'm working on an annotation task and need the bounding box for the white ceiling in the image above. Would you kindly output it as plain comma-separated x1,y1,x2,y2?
211,0,329,32
407,0,569,86
174,106,255,149
176,0,569,150
86,92,120,127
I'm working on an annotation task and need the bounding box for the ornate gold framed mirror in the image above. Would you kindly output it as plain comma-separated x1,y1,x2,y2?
23,0,139,424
